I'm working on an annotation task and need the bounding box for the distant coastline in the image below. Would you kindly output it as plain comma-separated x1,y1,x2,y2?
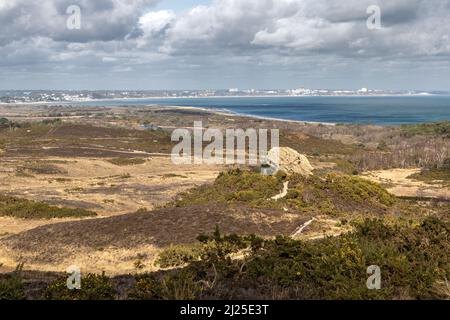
2,95,449,125
169,105,337,126
0,88,441,106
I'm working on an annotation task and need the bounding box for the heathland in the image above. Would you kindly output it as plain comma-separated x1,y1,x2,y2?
0,104,448,300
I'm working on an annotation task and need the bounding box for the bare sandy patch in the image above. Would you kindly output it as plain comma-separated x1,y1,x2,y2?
0,156,221,236
362,168,450,199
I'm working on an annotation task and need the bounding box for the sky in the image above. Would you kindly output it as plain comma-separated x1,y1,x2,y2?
154,0,212,13
0,0,450,91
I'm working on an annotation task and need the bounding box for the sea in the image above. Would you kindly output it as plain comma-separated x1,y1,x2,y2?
73,95,450,125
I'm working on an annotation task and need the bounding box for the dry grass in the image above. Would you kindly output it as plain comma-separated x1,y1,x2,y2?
107,158,147,166
0,204,311,274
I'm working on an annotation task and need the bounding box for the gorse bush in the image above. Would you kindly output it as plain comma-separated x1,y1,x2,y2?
13,218,450,300
156,244,203,268
0,195,96,219
325,173,396,206
0,264,26,300
173,169,284,207
128,271,203,300
128,273,164,300
172,169,396,216
150,218,449,300
43,273,115,300
160,271,204,300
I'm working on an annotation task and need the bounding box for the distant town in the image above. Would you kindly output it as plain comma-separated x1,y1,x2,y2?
0,88,438,104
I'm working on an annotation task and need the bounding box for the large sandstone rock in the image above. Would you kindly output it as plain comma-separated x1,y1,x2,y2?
265,147,313,176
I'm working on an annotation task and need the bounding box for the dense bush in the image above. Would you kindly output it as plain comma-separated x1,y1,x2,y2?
128,270,203,300
173,169,283,207
43,273,115,300
153,218,450,300
325,173,396,206
172,169,396,216
128,273,164,300
0,195,96,219
17,163,67,175
156,244,203,268
0,118,9,127
10,218,450,300
0,265,26,300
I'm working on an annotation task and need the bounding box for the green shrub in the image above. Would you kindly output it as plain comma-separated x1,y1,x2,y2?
0,195,97,219
156,244,203,268
377,141,389,151
129,271,203,300
408,168,450,187
17,163,67,175
326,173,396,206
233,190,260,202
160,271,203,300
161,218,450,300
401,121,450,137
275,170,288,181
128,273,164,300
41,119,62,126
8,218,450,300
172,170,397,216
0,264,26,300
0,118,9,126
43,273,115,300
107,158,147,166
173,169,283,207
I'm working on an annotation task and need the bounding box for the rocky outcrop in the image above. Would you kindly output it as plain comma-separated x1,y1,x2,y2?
265,147,314,176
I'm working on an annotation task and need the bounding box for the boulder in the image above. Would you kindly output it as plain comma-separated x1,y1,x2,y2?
265,147,313,176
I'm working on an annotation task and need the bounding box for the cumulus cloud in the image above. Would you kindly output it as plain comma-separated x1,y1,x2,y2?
155,0,450,59
0,0,159,44
1,0,450,89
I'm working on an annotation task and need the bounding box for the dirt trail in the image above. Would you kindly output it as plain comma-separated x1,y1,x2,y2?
271,181,289,200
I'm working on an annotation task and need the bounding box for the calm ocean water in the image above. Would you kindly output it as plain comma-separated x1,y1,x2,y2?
74,96,450,125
